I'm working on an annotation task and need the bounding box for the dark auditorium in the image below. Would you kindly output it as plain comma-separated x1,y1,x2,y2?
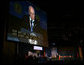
0,0,83,64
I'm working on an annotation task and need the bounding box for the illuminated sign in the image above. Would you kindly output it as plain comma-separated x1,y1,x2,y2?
33,46,43,50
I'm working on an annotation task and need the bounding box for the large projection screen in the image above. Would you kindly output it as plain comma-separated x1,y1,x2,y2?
7,1,48,47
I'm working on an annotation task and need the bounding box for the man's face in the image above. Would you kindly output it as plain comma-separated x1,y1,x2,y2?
29,6,35,20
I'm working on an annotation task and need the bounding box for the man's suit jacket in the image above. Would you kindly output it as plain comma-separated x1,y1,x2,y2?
22,15,40,33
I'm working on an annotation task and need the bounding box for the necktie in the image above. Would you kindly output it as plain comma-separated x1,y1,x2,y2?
31,20,33,32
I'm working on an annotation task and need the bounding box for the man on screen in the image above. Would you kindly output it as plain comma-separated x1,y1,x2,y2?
26,5,40,33
28,6,35,32
22,5,40,33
